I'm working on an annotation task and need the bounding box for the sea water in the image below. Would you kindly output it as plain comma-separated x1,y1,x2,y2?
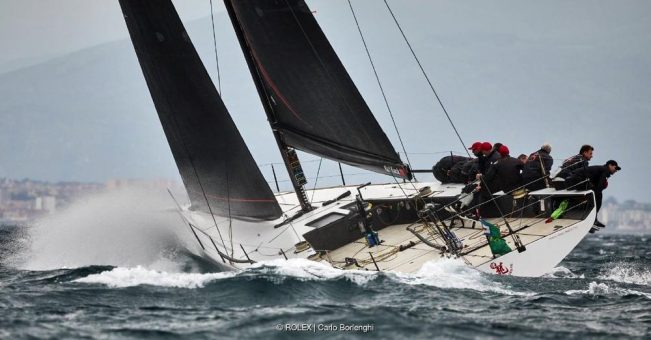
2,229,650,339
0,189,649,338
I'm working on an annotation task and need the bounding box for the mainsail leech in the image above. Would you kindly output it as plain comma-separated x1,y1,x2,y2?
119,0,282,220
225,0,412,180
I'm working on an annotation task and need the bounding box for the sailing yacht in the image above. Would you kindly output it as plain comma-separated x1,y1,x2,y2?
117,0,597,277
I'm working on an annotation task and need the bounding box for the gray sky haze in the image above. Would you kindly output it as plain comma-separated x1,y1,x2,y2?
0,0,649,202
0,0,211,72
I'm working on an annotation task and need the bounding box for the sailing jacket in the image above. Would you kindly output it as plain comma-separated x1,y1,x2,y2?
478,145,502,175
566,165,610,192
522,149,553,190
523,149,553,179
557,154,589,179
461,158,479,183
432,155,471,183
483,156,524,194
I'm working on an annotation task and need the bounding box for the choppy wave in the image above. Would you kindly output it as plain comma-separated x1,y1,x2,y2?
600,265,651,286
253,258,531,296
543,266,584,279
565,281,651,299
74,266,235,288
3,232,651,338
251,258,377,285
565,281,611,295
72,258,529,297
393,259,532,296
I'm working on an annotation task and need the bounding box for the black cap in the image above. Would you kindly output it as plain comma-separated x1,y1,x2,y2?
606,160,621,171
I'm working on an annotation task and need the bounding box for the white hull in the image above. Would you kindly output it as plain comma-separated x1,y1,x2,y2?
180,182,596,277
475,208,595,276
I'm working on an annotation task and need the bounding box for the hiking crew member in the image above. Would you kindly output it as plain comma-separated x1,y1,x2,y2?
453,142,484,184
461,159,479,183
482,145,524,194
523,143,553,191
431,141,498,184
565,160,621,230
557,144,594,179
432,155,470,183
478,142,502,175
468,142,483,157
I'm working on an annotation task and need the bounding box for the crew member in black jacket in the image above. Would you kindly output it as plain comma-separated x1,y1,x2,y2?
523,143,553,191
478,142,502,175
566,160,621,229
482,145,524,194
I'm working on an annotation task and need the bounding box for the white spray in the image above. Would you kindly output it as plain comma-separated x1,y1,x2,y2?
13,185,202,272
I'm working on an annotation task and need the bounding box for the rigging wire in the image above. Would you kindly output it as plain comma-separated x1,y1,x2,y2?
382,0,470,159
225,159,234,257
310,158,324,202
167,111,230,255
209,0,222,94
346,0,414,178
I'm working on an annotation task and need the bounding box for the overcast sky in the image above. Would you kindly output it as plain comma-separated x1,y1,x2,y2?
0,0,210,71
1,0,649,202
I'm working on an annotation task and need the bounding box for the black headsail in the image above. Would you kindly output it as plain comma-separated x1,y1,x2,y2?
119,0,282,220
224,0,412,180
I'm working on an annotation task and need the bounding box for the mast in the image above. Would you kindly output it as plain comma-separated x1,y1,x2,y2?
223,0,312,212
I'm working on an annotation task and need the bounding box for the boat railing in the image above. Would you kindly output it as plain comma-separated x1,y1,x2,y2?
256,151,593,194
405,177,594,254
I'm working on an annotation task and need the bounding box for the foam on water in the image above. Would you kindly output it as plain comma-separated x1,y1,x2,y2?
565,281,613,296
251,258,377,285
565,281,651,299
74,266,235,288
74,259,376,289
4,232,650,338
543,266,584,279
252,258,529,295
73,258,527,296
600,265,651,286
393,258,532,296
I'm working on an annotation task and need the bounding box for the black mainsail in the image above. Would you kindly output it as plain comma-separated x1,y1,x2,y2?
119,0,282,220
224,0,412,180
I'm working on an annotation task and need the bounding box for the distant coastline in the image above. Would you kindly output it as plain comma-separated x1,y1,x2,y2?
0,177,178,225
1,177,648,233
600,197,651,233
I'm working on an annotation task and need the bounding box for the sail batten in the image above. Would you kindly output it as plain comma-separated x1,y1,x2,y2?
119,0,282,220
226,0,411,179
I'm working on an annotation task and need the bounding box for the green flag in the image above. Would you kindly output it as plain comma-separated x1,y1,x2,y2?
546,199,569,223
481,220,512,256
